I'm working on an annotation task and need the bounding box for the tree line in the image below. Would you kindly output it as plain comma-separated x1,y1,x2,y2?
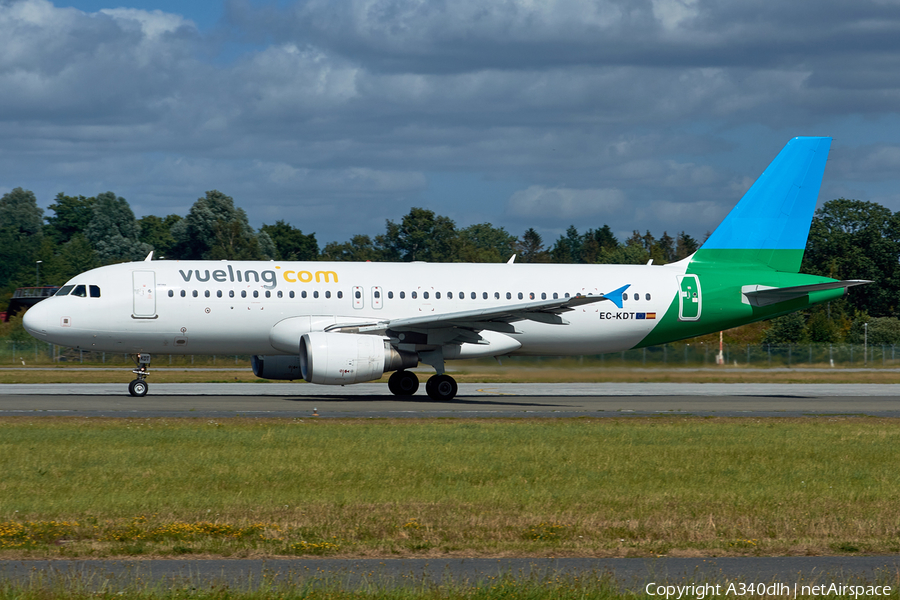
1,188,897,343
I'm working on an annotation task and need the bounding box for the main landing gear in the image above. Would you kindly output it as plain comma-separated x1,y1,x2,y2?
387,370,458,401
128,353,151,397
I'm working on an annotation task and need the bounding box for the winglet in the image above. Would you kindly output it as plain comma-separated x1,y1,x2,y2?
602,284,631,309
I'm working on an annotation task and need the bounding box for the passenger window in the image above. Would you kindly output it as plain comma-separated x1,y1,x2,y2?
646,293,651,301
181,290,186,298
290,291,295,298
388,291,394,299
506,292,511,300
553,292,558,300
423,291,429,299
205,290,210,298
374,291,380,299
253,291,259,298
263,291,269,298
90,285,101,298
436,292,441,299
302,291,307,298
517,292,523,300
541,292,546,300
493,292,498,299
400,291,405,299
277,291,282,298
565,292,570,298
168,290,174,298
412,291,417,299
229,290,235,298
355,290,361,299
72,285,87,297
192,290,198,298
529,292,535,300
634,293,639,301
241,291,247,298
314,291,319,298
325,291,331,299
56,285,74,296
217,290,222,298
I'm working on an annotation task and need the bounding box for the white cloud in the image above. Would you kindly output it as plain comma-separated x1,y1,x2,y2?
98,8,195,39
507,186,626,219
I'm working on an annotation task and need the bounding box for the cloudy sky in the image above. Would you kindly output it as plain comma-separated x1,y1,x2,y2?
2,0,900,246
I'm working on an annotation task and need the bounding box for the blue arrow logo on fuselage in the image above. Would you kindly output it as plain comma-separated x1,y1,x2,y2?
602,284,631,309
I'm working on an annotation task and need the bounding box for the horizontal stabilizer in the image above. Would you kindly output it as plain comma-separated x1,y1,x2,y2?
742,280,871,307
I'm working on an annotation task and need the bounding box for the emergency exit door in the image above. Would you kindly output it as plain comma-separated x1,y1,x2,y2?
677,275,701,321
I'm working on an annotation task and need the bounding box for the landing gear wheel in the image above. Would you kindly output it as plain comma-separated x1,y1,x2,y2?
128,379,149,397
388,370,420,396
425,374,458,401
128,353,152,397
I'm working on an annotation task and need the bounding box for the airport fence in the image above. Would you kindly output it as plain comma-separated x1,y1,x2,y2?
2,340,900,369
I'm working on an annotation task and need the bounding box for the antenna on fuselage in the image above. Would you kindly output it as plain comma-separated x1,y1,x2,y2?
507,254,516,264
144,251,154,261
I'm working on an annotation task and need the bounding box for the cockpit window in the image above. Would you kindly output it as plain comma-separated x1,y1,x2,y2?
72,285,87,297
89,285,101,298
56,285,74,296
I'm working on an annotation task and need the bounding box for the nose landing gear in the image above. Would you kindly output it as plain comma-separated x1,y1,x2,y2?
128,353,151,397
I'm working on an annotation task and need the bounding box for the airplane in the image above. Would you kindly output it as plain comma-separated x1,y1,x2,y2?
23,137,868,400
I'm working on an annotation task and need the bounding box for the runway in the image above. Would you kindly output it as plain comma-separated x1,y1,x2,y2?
1,383,899,417
2,557,899,591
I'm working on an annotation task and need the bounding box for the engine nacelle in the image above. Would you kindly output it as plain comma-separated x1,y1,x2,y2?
300,332,418,385
251,355,302,380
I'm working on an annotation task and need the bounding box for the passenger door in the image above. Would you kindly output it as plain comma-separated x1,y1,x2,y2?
132,271,157,318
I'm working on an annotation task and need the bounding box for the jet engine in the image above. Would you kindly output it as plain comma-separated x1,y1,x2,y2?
299,332,418,385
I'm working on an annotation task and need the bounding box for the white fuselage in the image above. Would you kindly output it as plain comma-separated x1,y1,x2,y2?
23,260,687,357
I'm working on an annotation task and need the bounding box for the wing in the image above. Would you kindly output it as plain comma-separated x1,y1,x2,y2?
325,294,607,340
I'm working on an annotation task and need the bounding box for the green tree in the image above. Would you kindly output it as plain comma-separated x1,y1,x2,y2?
456,223,517,263
37,234,100,286
675,231,699,260
138,214,182,258
518,228,549,263
581,226,619,264
805,308,842,343
172,190,267,260
0,188,44,289
549,226,583,263
84,192,151,264
45,193,96,244
379,208,457,262
654,231,676,264
260,220,318,261
802,198,900,316
761,312,807,344
321,235,384,261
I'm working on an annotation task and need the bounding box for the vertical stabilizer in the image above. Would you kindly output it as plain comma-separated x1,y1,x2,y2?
696,137,831,272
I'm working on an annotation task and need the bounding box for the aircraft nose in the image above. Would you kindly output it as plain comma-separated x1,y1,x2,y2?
22,301,51,338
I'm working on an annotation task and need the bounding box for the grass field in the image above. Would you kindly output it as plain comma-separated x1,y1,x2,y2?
2,417,900,560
